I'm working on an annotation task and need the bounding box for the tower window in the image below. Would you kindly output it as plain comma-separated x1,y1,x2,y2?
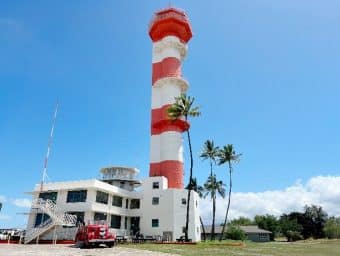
152,197,159,205
152,219,159,228
152,182,159,189
181,198,187,205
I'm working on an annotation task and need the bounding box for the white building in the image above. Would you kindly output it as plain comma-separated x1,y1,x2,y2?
26,166,200,243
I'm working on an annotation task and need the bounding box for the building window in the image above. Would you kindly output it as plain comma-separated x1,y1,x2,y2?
152,219,159,228
39,192,58,203
124,216,128,229
120,181,125,189
181,198,186,205
34,213,51,227
112,195,123,207
152,197,159,205
258,233,268,240
110,214,121,229
152,182,159,189
96,191,108,204
67,190,87,203
126,198,129,209
67,211,85,226
130,199,140,209
94,212,107,222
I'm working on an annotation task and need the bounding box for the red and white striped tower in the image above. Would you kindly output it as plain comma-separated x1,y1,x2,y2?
148,8,193,189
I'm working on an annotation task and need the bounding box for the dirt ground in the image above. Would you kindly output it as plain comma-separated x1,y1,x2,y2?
0,244,177,256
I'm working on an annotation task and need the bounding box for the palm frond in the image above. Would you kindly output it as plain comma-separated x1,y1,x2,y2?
203,174,226,199
218,144,242,165
167,93,201,121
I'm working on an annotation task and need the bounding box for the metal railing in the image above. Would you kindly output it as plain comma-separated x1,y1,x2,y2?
25,198,77,243
24,218,54,244
149,9,189,30
33,198,77,226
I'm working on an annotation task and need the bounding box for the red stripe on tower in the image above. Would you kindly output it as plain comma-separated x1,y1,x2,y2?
148,7,192,189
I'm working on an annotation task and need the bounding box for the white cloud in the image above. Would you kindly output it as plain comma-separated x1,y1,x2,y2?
11,199,31,208
0,214,11,221
200,175,340,224
0,195,7,203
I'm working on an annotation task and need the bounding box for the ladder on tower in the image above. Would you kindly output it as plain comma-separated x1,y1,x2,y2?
24,198,77,244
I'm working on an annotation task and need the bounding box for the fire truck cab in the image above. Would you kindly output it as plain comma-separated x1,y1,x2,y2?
75,223,116,248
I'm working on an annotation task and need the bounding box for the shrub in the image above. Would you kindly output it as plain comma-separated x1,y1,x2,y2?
226,226,246,241
286,230,303,242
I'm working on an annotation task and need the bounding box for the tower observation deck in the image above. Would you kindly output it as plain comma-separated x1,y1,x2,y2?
100,166,141,191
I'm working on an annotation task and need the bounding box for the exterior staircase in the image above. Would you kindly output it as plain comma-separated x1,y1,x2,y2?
25,198,77,244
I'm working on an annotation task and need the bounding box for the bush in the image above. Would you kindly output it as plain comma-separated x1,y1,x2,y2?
225,226,247,241
286,230,303,242
324,217,340,239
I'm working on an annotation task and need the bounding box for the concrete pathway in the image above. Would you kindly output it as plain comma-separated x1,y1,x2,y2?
0,244,178,256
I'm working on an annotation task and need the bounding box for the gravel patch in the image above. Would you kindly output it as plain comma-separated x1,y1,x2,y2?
0,244,178,256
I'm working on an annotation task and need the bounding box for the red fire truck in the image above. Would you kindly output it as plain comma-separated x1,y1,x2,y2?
75,223,116,248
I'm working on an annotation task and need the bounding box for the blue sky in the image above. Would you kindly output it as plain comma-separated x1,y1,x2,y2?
1,0,340,228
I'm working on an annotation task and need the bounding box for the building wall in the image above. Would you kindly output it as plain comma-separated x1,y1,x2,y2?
27,176,201,242
140,176,200,242
247,233,270,242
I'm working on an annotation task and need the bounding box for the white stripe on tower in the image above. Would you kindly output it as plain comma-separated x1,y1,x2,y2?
149,7,193,189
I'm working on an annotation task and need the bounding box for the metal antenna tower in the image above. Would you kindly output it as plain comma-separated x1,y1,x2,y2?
40,101,59,191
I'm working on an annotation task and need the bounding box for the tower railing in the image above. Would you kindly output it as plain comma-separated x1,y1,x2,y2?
149,10,189,30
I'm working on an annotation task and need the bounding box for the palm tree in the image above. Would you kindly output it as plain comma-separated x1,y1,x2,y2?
200,140,219,239
200,140,219,177
218,144,241,241
168,94,200,241
203,174,226,240
186,177,206,241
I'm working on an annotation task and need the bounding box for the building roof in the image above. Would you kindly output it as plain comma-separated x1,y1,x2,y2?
240,225,272,234
203,225,272,234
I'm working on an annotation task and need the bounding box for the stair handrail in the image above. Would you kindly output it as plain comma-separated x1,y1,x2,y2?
24,218,54,244
33,198,77,226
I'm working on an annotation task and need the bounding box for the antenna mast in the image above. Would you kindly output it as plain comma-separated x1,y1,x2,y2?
40,101,59,191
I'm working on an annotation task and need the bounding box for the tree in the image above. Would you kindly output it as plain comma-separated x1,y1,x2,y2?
302,205,327,239
324,217,340,239
225,225,246,241
200,140,219,177
254,214,280,240
168,94,200,241
279,213,303,241
217,144,241,241
230,217,254,226
186,177,206,241
203,174,226,240
200,140,220,240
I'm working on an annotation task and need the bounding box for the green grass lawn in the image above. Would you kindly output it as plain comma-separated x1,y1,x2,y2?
121,239,340,256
